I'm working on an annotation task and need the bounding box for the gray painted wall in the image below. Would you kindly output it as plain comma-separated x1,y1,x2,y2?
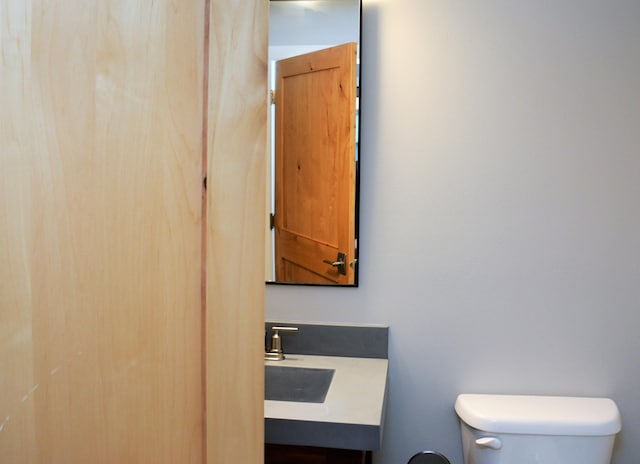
265,1,640,463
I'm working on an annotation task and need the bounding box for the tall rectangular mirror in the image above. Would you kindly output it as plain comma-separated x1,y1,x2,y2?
266,0,361,286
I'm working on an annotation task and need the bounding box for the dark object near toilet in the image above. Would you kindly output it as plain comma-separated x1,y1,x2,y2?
408,450,451,464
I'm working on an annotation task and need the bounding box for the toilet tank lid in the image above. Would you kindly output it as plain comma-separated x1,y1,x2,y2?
455,394,621,436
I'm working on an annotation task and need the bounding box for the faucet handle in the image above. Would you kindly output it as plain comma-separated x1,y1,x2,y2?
271,326,299,334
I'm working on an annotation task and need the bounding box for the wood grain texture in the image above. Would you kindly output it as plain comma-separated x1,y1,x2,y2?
1,1,205,462
205,1,267,464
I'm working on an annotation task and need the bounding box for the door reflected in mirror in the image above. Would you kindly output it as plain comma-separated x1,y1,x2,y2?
266,0,361,286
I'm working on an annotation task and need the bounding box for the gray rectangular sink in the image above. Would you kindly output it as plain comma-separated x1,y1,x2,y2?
265,365,335,403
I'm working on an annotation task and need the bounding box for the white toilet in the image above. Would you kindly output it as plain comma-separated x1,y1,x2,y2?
455,394,621,464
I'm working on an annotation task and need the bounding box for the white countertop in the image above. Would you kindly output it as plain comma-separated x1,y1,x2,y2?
265,354,388,426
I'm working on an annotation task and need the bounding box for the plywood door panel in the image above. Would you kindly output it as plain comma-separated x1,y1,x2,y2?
1,1,205,462
205,1,267,463
274,43,357,284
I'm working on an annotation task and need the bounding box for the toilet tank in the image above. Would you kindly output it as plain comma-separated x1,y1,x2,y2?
455,394,621,464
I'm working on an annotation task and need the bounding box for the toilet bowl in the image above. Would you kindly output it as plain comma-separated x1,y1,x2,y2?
455,394,621,464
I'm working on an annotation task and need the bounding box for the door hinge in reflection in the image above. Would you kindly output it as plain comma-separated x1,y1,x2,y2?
270,90,276,105
269,213,275,230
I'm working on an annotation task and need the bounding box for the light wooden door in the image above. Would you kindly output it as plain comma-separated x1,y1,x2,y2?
0,1,266,463
273,43,357,285
0,1,205,461
204,2,266,463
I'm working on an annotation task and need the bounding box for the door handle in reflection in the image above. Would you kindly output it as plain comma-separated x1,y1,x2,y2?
322,252,347,275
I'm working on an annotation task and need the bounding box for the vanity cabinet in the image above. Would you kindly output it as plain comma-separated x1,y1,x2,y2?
266,444,371,464
264,325,389,464
0,1,266,463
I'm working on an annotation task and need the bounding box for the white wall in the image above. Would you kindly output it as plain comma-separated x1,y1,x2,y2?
269,0,359,47
266,1,640,463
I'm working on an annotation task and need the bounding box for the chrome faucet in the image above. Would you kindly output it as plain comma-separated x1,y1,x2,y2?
264,326,298,361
